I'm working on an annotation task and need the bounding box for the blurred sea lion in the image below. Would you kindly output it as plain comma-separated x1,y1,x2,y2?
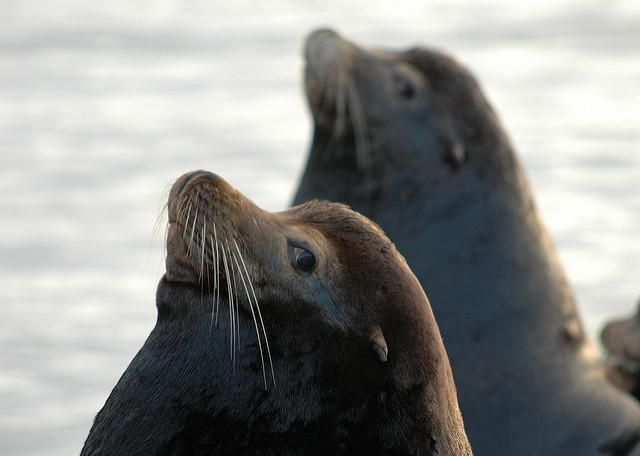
602,299,640,399
294,28,640,455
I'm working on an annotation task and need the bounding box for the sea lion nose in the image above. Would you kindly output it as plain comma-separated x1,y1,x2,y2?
168,170,217,221
305,28,345,66
174,170,214,197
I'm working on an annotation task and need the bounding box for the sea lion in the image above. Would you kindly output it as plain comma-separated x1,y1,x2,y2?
81,170,472,455
294,28,640,455
601,299,640,399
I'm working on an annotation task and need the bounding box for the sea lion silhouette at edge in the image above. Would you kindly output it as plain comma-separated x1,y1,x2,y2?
293,28,640,455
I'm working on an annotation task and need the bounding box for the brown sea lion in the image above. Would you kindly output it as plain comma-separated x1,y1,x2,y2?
293,28,640,455
602,299,640,399
80,170,472,455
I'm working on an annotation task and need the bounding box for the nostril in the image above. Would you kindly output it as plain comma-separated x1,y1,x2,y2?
175,170,214,197
307,28,340,45
305,28,343,64
168,170,216,222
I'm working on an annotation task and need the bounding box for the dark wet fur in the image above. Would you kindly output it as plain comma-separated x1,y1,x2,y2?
81,284,426,455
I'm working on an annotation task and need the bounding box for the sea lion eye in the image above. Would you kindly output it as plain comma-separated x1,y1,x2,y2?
289,244,316,273
394,74,415,99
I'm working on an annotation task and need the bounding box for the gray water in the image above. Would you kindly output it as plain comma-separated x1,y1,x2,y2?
0,1,639,454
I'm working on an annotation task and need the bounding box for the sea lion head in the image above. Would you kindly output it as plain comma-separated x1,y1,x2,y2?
165,170,423,360
299,28,518,206
601,300,640,397
153,170,472,454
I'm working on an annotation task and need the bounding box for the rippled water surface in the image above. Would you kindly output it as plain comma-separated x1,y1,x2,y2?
1,1,639,454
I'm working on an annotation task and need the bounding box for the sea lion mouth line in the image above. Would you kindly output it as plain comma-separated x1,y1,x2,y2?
167,174,276,389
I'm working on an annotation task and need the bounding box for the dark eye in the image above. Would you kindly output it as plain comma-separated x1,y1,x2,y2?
394,74,415,99
289,244,316,274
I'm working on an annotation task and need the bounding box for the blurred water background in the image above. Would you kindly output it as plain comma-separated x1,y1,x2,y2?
0,0,638,454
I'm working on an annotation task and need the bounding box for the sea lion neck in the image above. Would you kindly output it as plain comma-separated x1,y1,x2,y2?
296,127,529,229
100,274,472,456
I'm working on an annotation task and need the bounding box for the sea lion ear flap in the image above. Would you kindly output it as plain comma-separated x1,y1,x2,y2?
370,325,389,363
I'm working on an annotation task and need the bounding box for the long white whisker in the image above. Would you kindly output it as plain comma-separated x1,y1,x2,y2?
152,202,168,241
152,196,169,274
182,199,193,237
162,221,169,269
348,81,371,173
320,71,334,113
212,235,218,333
233,239,275,388
187,209,198,257
227,242,241,365
220,238,235,366
233,247,241,357
177,194,190,222
333,69,347,140
200,216,207,283
232,249,268,389
213,224,220,325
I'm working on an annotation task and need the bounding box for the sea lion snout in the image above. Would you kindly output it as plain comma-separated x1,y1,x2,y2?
174,169,212,194
304,28,350,116
165,170,252,287
304,27,364,89
168,170,218,220
304,28,344,68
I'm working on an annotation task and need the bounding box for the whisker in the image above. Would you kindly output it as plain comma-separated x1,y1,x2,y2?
213,223,220,325
152,207,170,278
186,189,200,253
177,193,191,221
333,68,347,140
153,184,172,229
227,242,241,366
200,216,207,283
232,245,268,389
325,67,349,163
209,234,217,334
233,239,275,388
187,207,198,257
233,247,242,357
151,201,169,241
347,81,371,173
220,237,236,367
182,199,193,237
159,221,169,275
152,187,171,270
320,71,334,113
199,216,207,313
